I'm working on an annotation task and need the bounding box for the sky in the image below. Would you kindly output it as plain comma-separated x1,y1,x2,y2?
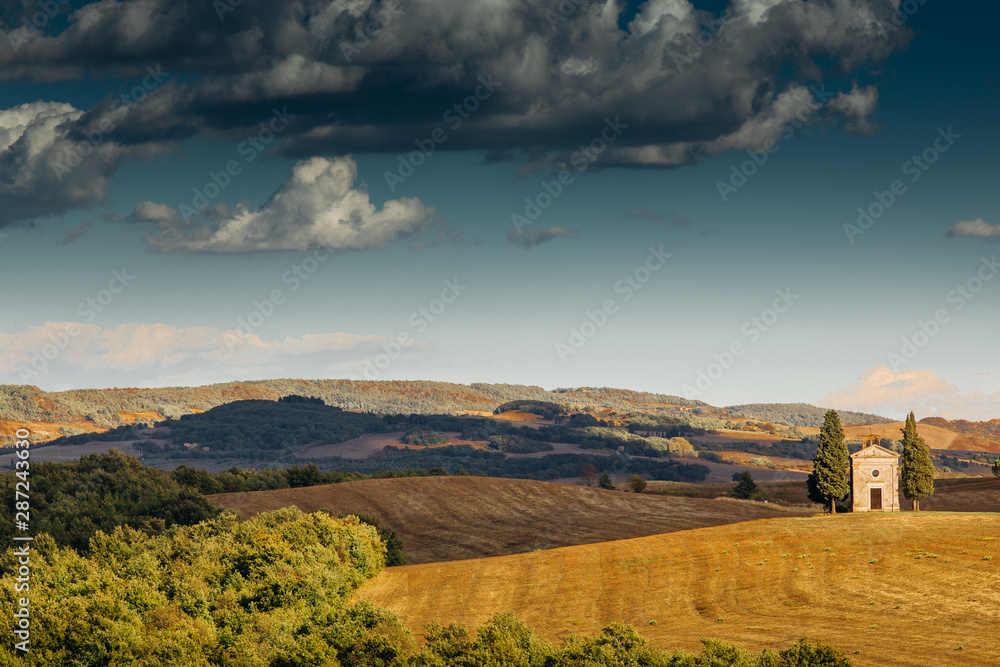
0,0,997,420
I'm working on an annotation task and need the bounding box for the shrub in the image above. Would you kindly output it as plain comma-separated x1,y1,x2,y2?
626,474,648,493
598,472,616,490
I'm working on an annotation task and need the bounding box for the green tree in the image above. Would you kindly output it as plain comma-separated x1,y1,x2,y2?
900,411,934,511
626,474,647,493
992,457,1000,478
732,471,760,500
811,410,850,514
598,471,615,490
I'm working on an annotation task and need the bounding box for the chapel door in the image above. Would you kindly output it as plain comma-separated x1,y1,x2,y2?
870,487,883,510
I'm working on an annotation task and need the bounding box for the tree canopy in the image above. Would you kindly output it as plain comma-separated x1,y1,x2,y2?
900,411,934,511
811,410,850,513
733,471,761,500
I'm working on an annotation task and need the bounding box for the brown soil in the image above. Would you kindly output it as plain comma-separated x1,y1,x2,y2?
208,476,814,564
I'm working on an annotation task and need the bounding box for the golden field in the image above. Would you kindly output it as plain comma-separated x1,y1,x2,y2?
358,512,1000,667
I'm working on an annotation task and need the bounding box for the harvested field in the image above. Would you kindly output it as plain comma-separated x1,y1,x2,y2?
358,513,1000,667
208,476,814,564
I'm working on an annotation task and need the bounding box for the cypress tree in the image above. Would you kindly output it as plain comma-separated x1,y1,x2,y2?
732,471,759,500
900,411,934,511
812,409,850,514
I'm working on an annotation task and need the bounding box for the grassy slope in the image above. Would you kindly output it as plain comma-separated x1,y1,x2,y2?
358,513,1000,667
208,476,814,564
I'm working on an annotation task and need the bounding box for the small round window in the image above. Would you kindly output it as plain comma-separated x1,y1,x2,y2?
871,469,880,478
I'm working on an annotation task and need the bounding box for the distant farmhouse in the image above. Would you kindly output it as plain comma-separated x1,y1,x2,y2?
850,435,900,512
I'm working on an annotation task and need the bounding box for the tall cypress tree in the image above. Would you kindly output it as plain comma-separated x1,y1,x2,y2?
812,409,850,514
900,411,934,511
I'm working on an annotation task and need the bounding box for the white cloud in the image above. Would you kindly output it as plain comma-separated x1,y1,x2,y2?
819,365,1000,421
948,218,1000,239
0,322,432,389
137,156,441,253
826,83,880,135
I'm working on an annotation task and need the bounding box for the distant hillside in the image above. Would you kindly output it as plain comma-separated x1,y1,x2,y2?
0,380,705,437
725,403,892,427
920,416,1000,441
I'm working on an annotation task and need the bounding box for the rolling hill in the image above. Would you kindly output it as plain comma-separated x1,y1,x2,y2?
0,381,705,434
207,476,814,564
725,403,893,427
357,512,1000,667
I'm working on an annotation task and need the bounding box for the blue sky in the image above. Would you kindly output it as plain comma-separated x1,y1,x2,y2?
0,0,997,420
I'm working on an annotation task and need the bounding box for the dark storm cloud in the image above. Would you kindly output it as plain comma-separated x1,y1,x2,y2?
0,0,910,226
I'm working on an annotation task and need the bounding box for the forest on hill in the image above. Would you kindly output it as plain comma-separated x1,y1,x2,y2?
0,380,704,432
725,403,893,427
43,400,714,483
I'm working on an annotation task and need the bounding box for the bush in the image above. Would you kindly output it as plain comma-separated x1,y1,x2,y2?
349,514,408,566
414,616,855,667
626,474,648,493
598,471,616,490
733,471,760,500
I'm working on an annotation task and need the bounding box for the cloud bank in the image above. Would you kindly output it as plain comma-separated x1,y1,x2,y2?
819,365,1000,421
0,322,431,389
0,0,909,224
